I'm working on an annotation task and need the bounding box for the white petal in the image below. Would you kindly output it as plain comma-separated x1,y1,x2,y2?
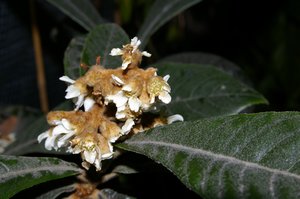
163,84,171,93
121,60,131,70
61,119,72,130
158,91,171,104
116,111,126,119
109,135,120,143
75,95,85,110
102,153,113,159
163,74,170,82
57,131,75,147
52,125,67,136
65,85,81,99
59,76,75,84
106,91,128,108
167,114,184,124
142,51,151,57
84,97,95,111
128,97,141,112
122,85,132,92
45,136,56,150
111,74,124,86
83,150,97,164
149,96,155,104
121,119,135,135
110,48,123,56
37,130,49,143
94,159,102,171
102,143,113,159
131,37,141,50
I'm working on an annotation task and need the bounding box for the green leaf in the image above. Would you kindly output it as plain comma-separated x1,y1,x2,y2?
117,112,300,199
81,24,129,68
158,52,250,84
35,185,75,199
46,0,104,31
0,155,81,199
155,63,267,120
138,0,203,49
64,35,86,79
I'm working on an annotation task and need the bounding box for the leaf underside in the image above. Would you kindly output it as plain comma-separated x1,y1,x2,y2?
118,111,300,199
0,155,81,199
155,63,267,120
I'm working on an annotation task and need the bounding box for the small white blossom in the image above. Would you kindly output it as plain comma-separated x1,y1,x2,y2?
109,37,151,70
158,75,171,104
130,37,141,52
121,118,135,135
83,97,95,111
148,75,171,104
167,114,184,124
60,76,86,110
37,119,75,150
69,137,113,171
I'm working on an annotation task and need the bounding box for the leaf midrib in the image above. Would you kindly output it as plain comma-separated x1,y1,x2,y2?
124,140,300,180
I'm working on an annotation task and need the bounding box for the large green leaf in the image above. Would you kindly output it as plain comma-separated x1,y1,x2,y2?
155,63,267,120
81,24,129,68
64,35,86,79
138,0,203,49
46,0,104,31
158,52,250,84
0,155,81,199
117,112,300,199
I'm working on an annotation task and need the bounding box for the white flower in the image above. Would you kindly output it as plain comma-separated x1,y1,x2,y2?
109,37,151,70
37,118,75,150
128,96,142,112
59,76,87,110
68,136,114,171
148,75,171,104
157,75,171,104
167,114,184,124
121,118,135,135
122,85,142,113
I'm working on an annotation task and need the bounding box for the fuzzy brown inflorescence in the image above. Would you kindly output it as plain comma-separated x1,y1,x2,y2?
37,37,183,171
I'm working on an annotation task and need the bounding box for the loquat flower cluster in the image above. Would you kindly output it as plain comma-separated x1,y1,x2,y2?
38,37,183,171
